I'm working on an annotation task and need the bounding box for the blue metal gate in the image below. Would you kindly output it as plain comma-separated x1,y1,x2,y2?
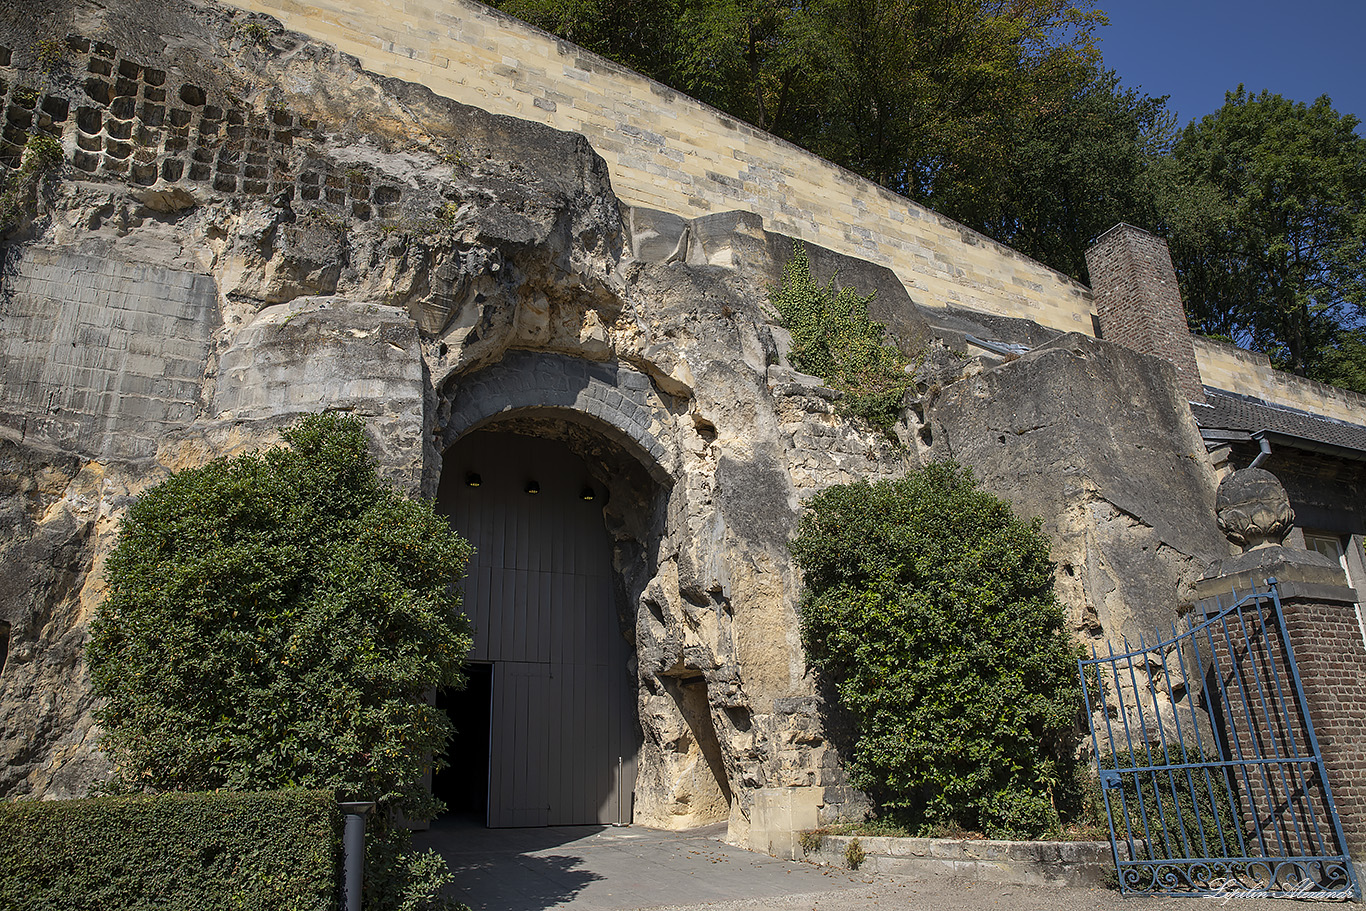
1079,580,1359,898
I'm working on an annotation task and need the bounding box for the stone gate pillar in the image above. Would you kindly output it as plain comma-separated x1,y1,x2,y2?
1195,468,1366,864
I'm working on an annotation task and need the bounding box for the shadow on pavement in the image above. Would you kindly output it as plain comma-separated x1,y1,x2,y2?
415,815,607,911
414,815,882,911
413,815,1344,911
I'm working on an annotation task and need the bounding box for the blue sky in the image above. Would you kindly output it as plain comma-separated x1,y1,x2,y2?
1094,0,1366,131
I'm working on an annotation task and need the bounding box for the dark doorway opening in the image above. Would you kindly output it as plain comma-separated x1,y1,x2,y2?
435,662,492,822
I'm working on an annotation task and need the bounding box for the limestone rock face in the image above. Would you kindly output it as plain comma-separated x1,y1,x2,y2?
0,0,1224,841
0,0,901,833
0,439,113,798
924,334,1231,643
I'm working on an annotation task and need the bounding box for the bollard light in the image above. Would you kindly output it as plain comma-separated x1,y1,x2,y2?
339,801,377,911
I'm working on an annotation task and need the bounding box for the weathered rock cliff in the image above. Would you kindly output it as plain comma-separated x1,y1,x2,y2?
0,0,1227,848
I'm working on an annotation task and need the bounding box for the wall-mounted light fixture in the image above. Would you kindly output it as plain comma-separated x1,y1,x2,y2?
466,473,482,488
580,486,596,501
525,480,540,495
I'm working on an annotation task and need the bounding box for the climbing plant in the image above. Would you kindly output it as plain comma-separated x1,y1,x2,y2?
769,241,913,437
792,462,1087,837
87,413,474,910
0,131,63,235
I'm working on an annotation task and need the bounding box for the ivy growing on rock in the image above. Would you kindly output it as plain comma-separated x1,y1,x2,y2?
0,132,63,237
792,462,1087,837
87,413,474,910
769,241,913,437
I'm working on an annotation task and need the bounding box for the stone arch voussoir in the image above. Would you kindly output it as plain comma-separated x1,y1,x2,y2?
441,350,675,484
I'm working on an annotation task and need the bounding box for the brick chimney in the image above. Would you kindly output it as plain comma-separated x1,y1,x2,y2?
1086,223,1205,403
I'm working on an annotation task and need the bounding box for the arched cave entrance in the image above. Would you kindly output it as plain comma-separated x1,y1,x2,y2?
433,426,647,827
430,351,736,831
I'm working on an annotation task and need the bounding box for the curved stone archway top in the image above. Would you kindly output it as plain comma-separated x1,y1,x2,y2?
440,350,676,484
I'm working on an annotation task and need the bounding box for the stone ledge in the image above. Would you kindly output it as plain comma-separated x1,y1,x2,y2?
1194,545,1354,605
803,835,1112,887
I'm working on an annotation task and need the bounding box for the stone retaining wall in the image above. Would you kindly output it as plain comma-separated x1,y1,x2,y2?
1194,337,1366,427
217,0,1366,427
220,0,1098,334
804,835,1112,887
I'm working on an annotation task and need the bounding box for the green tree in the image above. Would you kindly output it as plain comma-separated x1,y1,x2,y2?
822,0,1104,202
492,0,831,134
1155,88,1366,375
87,413,474,910
792,463,1086,836
486,0,1159,282
493,0,681,79
993,68,1175,281
670,0,831,134
1307,327,1366,395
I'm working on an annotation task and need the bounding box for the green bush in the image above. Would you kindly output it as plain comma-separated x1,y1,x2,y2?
1098,748,1241,861
769,241,913,437
0,790,338,911
792,462,1086,837
86,413,474,909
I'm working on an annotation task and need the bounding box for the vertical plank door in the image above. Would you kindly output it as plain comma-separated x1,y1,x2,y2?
439,429,640,826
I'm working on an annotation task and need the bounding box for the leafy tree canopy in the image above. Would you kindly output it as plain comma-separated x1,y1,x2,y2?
792,463,1086,837
992,67,1175,281
488,0,1173,284
1153,88,1366,380
87,413,474,909
1308,327,1366,395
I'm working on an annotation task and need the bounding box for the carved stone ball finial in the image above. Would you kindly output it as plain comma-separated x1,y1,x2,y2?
1216,468,1295,550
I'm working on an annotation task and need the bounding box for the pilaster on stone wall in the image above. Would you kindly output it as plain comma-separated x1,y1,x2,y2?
1086,224,1205,403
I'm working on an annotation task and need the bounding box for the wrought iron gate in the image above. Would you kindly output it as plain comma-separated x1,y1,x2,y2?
1079,579,1360,898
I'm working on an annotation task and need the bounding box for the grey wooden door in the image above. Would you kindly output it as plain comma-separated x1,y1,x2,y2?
438,429,639,826
489,661,550,827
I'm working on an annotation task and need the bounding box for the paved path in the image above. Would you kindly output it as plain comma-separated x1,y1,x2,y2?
414,818,1323,911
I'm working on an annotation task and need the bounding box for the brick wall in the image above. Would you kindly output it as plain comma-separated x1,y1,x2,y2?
1085,224,1205,404
1280,595,1366,865
1199,583,1366,869
1204,598,1327,862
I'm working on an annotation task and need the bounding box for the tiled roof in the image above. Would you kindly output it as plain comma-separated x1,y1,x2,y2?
1192,389,1366,454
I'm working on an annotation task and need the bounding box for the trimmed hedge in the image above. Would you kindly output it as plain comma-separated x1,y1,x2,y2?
0,789,340,911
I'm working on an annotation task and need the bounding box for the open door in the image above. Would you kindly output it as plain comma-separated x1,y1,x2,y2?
439,430,640,826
